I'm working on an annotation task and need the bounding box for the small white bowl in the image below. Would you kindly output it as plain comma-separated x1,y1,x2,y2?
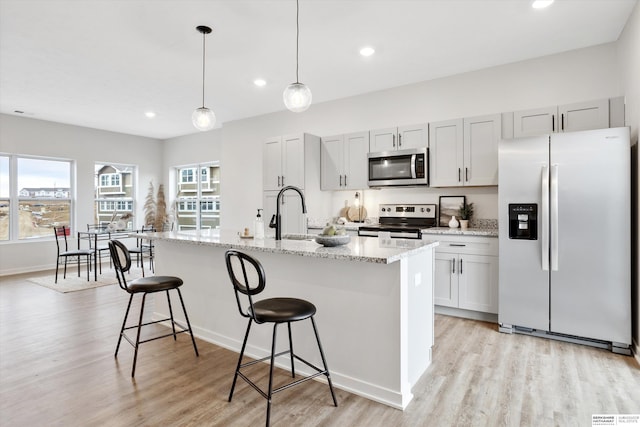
315,234,351,247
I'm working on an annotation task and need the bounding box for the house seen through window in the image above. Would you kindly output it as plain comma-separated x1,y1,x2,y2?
0,155,73,241
175,162,220,230
94,163,135,228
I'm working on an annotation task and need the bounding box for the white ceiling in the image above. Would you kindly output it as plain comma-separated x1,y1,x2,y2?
0,0,637,140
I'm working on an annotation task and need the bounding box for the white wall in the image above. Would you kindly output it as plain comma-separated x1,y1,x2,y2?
617,1,640,357
217,42,622,233
0,114,163,275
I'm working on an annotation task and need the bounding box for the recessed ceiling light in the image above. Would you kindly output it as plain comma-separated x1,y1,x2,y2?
532,0,554,9
254,79,266,87
359,47,375,57
145,111,156,118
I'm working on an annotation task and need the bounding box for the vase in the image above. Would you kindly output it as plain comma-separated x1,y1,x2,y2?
448,215,459,228
460,219,469,230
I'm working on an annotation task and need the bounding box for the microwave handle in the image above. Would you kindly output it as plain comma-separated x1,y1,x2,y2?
411,154,417,178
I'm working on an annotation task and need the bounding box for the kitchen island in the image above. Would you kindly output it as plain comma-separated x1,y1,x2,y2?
145,229,438,409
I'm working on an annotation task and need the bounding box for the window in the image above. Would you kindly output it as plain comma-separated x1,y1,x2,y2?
0,155,73,241
175,162,220,230
94,163,135,227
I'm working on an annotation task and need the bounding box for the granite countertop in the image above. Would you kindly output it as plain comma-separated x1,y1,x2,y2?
422,227,498,237
142,229,439,265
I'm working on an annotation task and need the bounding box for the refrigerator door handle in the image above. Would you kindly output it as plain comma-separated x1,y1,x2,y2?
541,165,549,271
550,164,559,271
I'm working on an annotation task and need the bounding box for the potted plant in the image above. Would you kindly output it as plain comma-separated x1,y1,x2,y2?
458,202,474,230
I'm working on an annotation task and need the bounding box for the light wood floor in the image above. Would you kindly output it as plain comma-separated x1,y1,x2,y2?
1,271,639,427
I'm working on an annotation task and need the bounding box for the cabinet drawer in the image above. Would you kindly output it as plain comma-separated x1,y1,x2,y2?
434,235,498,256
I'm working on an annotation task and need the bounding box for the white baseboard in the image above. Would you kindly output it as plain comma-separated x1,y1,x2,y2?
434,305,498,323
0,264,56,277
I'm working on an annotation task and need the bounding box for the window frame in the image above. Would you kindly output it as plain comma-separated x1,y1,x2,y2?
0,153,75,242
174,162,220,231
94,162,136,228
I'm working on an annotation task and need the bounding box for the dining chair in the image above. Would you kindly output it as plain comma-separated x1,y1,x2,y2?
87,223,111,273
53,225,94,283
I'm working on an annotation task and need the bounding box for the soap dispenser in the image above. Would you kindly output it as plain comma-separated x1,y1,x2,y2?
254,209,265,239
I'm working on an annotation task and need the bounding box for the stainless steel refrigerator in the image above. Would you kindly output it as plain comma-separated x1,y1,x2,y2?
498,127,631,354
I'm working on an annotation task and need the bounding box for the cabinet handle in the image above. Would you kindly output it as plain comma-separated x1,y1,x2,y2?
277,176,281,187
458,168,461,182
450,244,466,247
344,175,348,187
393,134,396,147
552,115,555,132
339,175,343,186
398,134,402,147
281,175,285,186
465,167,469,182
452,258,455,274
459,259,463,274
561,113,564,131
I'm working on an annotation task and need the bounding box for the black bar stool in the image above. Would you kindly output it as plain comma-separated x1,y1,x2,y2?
225,250,337,427
109,240,199,377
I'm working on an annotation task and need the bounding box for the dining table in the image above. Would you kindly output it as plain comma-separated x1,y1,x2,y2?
77,227,134,281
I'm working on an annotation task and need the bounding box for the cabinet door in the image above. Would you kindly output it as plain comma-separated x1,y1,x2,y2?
559,99,609,133
282,134,305,189
463,114,500,186
398,124,428,150
320,135,344,190
429,119,464,187
344,131,369,189
264,137,282,191
513,106,557,138
369,127,397,152
434,252,458,307
458,254,498,314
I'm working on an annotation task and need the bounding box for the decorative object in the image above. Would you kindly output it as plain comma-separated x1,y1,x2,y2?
283,0,312,112
192,25,216,131
439,196,466,227
144,181,156,226
347,191,367,222
458,202,474,230
154,184,168,231
448,215,459,228
315,234,350,247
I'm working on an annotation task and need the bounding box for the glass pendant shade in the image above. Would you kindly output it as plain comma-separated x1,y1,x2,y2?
192,107,216,131
283,82,312,112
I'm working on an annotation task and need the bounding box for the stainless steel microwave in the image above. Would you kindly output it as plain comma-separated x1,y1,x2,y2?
367,147,429,186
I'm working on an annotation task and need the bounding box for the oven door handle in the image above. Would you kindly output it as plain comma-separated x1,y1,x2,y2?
410,154,417,178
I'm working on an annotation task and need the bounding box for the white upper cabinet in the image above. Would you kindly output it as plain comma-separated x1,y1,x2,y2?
429,119,464,187
559,98,610,133
263,134,305,191
321,131,369,190
513,98,611,138
463,114,501,186
369,124,428,152
430,115,500,187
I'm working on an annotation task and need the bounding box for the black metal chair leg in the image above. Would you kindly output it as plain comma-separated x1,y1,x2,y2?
176,289,198,356
131,293,147,378
311,317,338,407
55,260,60,283
287,322,295,378
229,319,252,402
115,294,135,356
266,323,278,427
166,290,177,339
63,257,68,279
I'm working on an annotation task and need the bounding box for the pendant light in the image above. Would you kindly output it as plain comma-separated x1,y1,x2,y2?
283,0,312,112
192,25,216,131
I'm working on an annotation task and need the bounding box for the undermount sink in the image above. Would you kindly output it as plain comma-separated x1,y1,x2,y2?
282,233,316,241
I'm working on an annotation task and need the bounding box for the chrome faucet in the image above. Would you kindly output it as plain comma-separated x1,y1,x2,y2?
269,185,307,240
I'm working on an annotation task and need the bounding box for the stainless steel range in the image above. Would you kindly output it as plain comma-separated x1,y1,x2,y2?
358,204,437,239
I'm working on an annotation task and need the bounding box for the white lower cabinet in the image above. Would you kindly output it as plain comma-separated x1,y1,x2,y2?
433,235,498,314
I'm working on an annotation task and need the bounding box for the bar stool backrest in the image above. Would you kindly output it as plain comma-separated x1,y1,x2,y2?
109,240,132,292
225,250,267,323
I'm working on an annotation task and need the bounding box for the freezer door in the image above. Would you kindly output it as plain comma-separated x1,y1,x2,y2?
549,128,631,344
498,136,550,331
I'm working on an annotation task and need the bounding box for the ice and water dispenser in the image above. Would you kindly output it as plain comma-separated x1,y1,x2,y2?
508,204,538,240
